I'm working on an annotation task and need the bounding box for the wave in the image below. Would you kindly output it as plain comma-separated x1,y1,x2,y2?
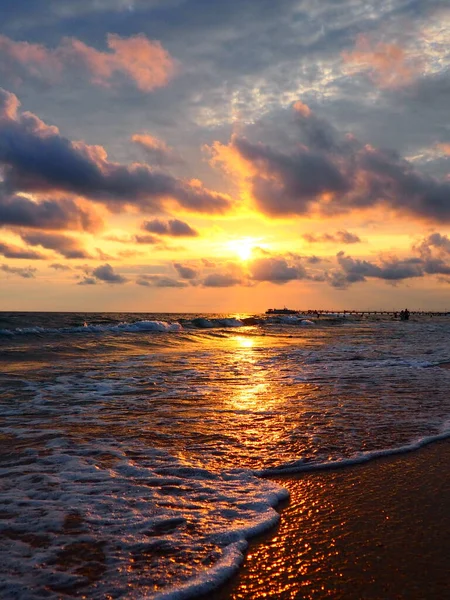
258,428,450,477
0,320,182,337
0,311,318,337
0,317,259,337
0,438,288,600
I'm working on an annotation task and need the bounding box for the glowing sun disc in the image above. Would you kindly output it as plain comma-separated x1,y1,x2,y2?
228,238,254,261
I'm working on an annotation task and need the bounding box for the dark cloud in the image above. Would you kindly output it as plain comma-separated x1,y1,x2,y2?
0,240,44,259
249,256,305,283
0,89,232,215
0,192,101,232
91,263,127,283
50,263,72,271
305,255,322,264
413,233,450,276
105,232,166,247
330,251,424,288
142,218,199,237
1,263,36,278
303,230,361,244
202,273,242,287
173,262,198,279
422,258,450,276
212,104,450,222
136,275,187,287
20,232,91,259
231,134,349,216
133,234,164,245
416,232,450,256
78,276,97,285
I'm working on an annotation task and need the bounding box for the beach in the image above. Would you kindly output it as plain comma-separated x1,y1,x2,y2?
218,438,450,599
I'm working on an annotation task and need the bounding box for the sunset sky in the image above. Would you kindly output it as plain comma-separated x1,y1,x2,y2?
0,0,449,312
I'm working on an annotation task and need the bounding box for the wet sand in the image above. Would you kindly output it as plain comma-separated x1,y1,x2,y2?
213,439,450,599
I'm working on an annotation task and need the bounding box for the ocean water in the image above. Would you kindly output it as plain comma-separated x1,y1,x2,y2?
1,311,450,599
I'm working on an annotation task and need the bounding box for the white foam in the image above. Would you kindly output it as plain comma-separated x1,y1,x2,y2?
259,429,450,476
216,318,243,327
0,319,182,337
0,440,287,600
153,540,247,600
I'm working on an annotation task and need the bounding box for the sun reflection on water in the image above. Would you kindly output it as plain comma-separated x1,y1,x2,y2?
227,335,269,412
220,334,292,455
234,336,255,349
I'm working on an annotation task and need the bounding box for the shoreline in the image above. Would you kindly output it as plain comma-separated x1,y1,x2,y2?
212,437,450,599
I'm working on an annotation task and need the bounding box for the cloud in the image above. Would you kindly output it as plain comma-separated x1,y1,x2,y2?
249,256,305,283
1,263,36,278
209,132,350,216
173,262,198,279
413,232,450,276
209,102,450,222
418,232,450,255
0,192,102,232
142,218,199,237
0,241,44,259
105,232,165,247
342,35,423,89
0,33,175,91
95,248,113,261
436,143,450,156
0,89,231,215
330,251,424,288
136,275,187,287
303,230,361,244
91,263,128,284
78,276,97,285
202,272,242,287
50,263,72,271
133,234,164,245
20,232,91,259
132,133,183,166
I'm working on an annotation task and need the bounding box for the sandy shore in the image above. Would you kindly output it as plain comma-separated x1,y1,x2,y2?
211,438,450,599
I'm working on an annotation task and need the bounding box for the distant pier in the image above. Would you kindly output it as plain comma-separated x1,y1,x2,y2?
300,310,450,317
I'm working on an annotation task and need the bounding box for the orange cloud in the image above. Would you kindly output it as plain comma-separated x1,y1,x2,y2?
0,33,175,91
132,133,183,166
132,133,169,151
293,101,311,117
208,136,259,210
342,35,422,88
208,135,259,180
437,143,450,156
0,36,61,84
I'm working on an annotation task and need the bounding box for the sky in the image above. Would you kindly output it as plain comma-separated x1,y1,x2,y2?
0,0,449,313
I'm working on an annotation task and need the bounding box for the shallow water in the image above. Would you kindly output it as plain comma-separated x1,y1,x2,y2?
1,312,450,598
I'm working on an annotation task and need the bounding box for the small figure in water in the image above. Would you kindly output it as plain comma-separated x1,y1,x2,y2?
400,308,410,321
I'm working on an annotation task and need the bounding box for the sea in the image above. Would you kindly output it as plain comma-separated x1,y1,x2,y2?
1,311,450,599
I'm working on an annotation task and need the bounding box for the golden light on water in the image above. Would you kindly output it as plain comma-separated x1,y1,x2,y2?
234,335,255,349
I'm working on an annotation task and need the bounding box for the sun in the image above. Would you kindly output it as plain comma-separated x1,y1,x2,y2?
227,238,256,261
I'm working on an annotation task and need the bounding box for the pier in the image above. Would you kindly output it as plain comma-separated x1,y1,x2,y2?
301,310,450,317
